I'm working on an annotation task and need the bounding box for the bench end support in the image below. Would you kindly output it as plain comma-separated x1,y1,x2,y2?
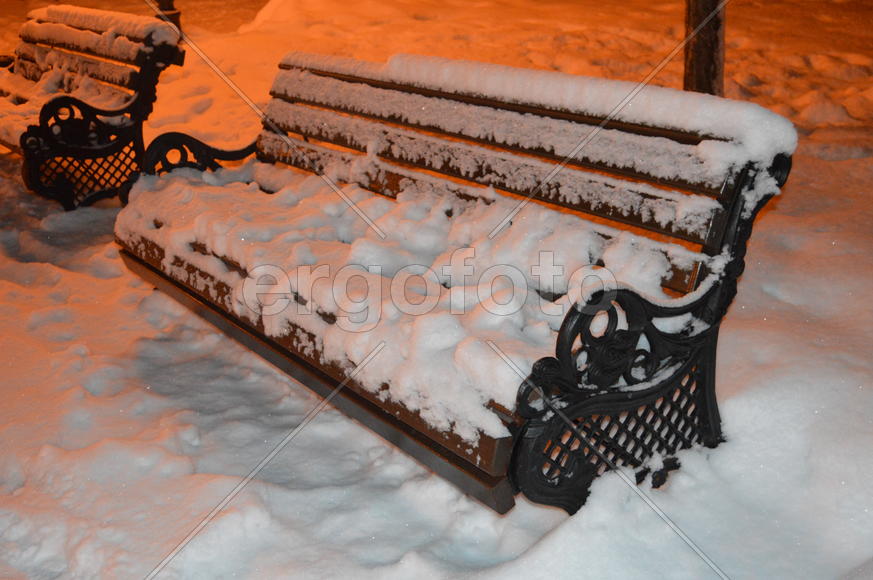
511,289,724,513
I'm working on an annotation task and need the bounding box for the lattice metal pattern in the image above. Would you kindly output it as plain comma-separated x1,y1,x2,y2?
38,142,139,206
538,369,702,486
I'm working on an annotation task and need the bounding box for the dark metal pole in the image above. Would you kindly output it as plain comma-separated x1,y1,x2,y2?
156,0,182,34
684,0,724,96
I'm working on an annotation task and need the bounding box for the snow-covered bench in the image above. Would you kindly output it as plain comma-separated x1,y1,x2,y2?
116,53,795,514
0,5,183,209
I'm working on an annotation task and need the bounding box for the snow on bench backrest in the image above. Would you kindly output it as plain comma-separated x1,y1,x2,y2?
13,5,182,99
259,53,797,293
28,5,180,46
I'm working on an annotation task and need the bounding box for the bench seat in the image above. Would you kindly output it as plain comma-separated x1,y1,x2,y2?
118,163,716,446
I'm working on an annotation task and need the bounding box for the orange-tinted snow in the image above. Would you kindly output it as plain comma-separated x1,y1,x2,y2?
0,1,872,577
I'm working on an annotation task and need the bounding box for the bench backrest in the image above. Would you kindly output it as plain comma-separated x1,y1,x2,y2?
13,5,183,105
257,53,795,295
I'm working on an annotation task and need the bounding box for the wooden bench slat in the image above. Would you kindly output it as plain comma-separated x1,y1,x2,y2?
30,17,148,45
272,68,736,198
15,42,138,91
256,130,705,293
29,6,180,46
20,20,148,66
264,99,723,246
279,63,717,147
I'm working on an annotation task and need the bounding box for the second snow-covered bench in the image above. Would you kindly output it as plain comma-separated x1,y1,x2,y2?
116,53,795,513
0,4,184,209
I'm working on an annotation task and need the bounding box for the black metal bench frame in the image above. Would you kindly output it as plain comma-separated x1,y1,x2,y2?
1,8,184,210
120,57,792,514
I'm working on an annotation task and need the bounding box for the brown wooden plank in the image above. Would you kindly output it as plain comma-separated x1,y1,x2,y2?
255,130,705,294
0,131,21,152
270,69,736,199
119,244,517,512
15,42,138,90
23,17,183,68
264,101,722,245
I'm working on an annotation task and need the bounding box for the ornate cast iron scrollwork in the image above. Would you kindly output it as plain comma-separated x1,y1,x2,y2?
20,94,146,210
35,95,139,147
510,161,791,513
143,132,257,175
557,289,713,391
512,287,723,514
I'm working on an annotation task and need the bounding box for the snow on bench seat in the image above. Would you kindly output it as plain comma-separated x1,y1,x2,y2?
116,163,718,444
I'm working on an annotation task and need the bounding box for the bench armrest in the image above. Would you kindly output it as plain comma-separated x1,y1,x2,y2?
20,93,153,210
143,131,257,175
36,95,142,144
526,286,718,399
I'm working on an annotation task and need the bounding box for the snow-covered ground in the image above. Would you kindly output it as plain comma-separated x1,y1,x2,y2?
1,0,872,578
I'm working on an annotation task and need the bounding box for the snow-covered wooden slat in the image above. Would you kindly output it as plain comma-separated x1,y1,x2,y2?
272,67,735,197
27,4,180,46
279,53,795,173
277,60,709,145
116,236,518,503
19,20,151,66
10,5,187,99
255,130,707,292
15,42,139,91
264,99,723,245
